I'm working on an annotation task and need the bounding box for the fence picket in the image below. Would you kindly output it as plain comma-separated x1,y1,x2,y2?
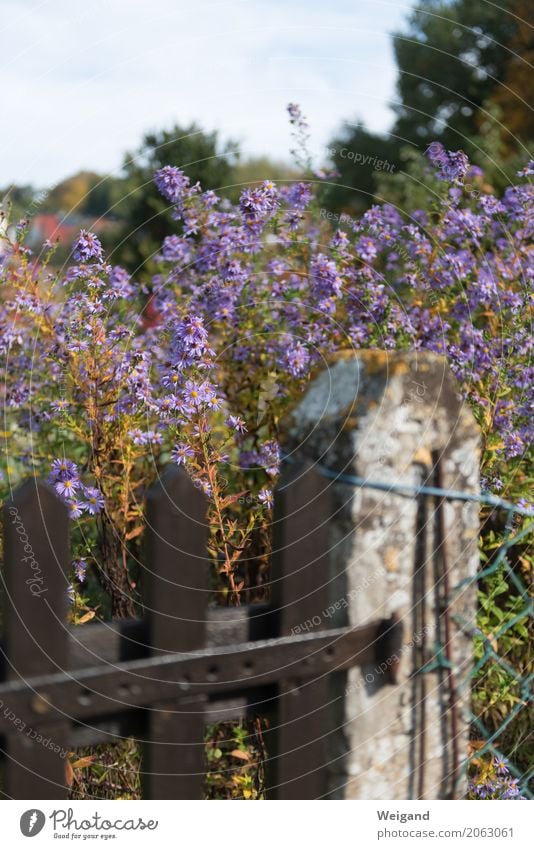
267,462,333,799
2,481,70,799
144,467,208,799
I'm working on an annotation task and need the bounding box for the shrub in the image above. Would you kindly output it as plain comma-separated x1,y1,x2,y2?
0,108,532,796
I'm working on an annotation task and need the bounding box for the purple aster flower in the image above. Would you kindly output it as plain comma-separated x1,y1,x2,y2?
182,379,216,410
181,314,208,346
226,415,247,433
239,182,279,221
49,458,79,482
282,341,310,377
82,486,105,515
282,182,313,211
73,559,88,582
161,371,182,391
426,141,449,170
287,102,309,130
348,323,369,348
310,253,343,299
516,498,534,516
72,230,104,263
154,166,190,203
258,440,280,476
504,431,524,458
55,477,80,498
159,235,192,263
68,500,85,519
356,237,379,263
494,757,509,776
195,478,212,497
157,395,181,416
258,488,274,509
171,443,195,465
284,209,304,231
500,778,522,799
109,265,134,298
204,390,222,411
479,194,505,215
128,429,163,446
51,399,70,414
426,142,470,183
171,314,211,367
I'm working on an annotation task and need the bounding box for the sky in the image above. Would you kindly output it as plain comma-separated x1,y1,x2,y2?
1,0,414,188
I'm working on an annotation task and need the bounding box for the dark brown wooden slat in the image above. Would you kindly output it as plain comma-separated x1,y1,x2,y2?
51,604,270,670
0,622,383,731
67,696,251,748
143,466,208,799
67,618,148,668
69,712,146,748
267,462,333,800
1,481,70,799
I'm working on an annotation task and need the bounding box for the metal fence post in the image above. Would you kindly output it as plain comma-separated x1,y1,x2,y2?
280,351,480,799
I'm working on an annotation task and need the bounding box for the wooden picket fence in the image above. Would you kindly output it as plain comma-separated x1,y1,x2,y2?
0,464,402,800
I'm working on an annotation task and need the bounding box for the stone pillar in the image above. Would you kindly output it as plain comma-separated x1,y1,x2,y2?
280,351,480,799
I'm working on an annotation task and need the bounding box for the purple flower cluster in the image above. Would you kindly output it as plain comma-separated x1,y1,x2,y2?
426,142,470,183
154,165,190,204
239,181,279,224
281,340,310,377
240,440,280,477
287,102,309,131
73,559,87,582
109,265,134,298
72,230,104,263
468,758,526,800
310,253,343,300
48,459,105,518
171,314,211,368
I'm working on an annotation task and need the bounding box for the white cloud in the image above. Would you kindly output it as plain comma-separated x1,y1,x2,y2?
0,0,413,186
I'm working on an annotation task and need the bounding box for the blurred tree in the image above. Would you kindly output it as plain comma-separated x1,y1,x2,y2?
111,123,239,272
0,184,38,222
323,0,531,215
488,0,534,153
44,171,118,218
391,0,516,150
320,122,403,216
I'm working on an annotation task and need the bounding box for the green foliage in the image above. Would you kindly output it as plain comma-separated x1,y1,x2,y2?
320,124,402,216
0,184,39,225
68,738,142,800
204,720,266,799
470,515,533,789
392,0,516,150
